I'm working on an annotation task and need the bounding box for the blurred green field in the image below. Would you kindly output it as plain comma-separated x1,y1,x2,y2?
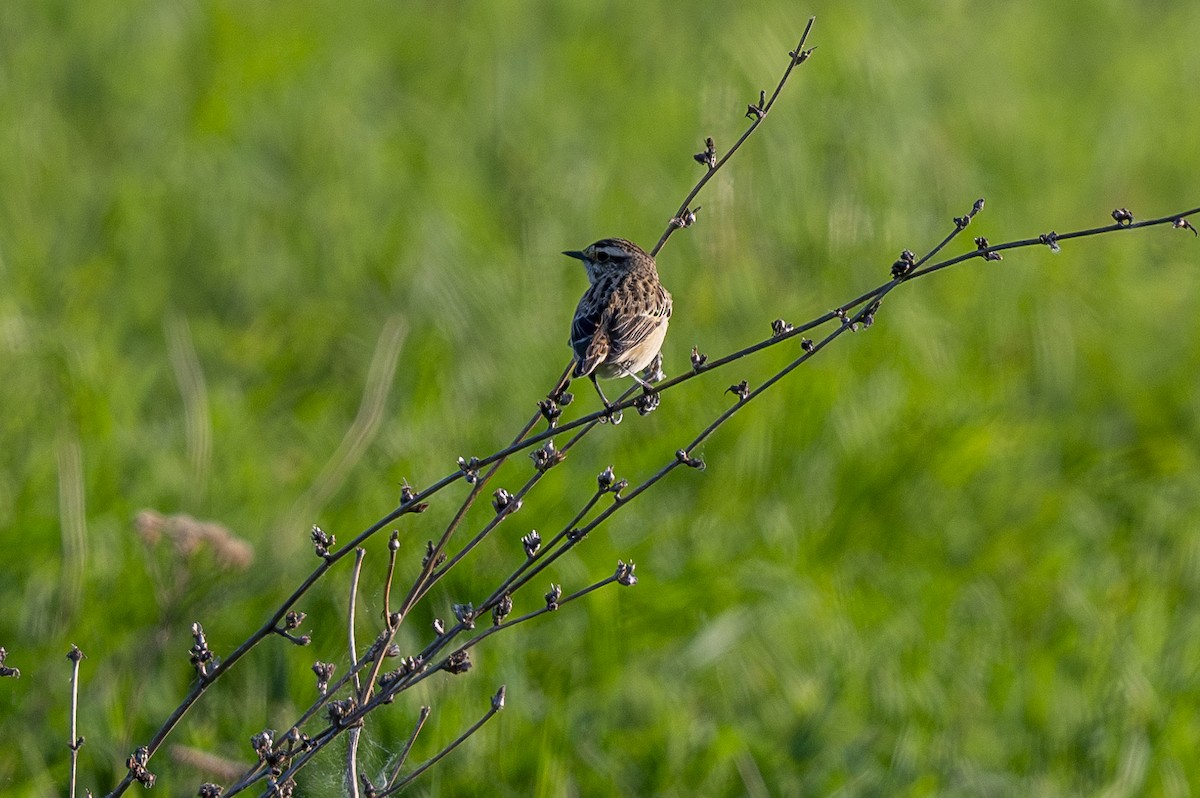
2,1,1199,796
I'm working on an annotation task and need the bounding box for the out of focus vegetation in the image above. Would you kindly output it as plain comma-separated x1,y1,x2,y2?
1,1,1198,795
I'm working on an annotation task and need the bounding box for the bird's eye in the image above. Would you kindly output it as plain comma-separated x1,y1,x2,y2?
594,250,610,263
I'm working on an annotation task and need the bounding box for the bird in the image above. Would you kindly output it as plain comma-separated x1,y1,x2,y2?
563,237,672,412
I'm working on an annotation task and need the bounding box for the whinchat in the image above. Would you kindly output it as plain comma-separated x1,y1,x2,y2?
563,238,672,409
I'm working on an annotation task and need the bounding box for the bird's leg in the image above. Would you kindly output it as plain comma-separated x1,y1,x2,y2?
629,372,661,415
629,372,656,392
590,375,622,424
589,374,612,405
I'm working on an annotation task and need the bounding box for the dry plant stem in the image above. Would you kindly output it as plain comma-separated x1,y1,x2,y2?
358,406,548,704
470,491,620,624
256,640,376,750
463,205,1200,473
478,488,607,612
407,365,617,613
229,483,615,792
67,645,84,798
404,572,598,687
205,203,1200,798
109,202,1195,798
104,502,435,796
459,576,624,658
257,577,613,796
263,597,596,795
412,381,635,626
348,549,366,695
107,34,812,793
383,534,399,620
410,358,570,597
386,706,431,789
650,16,816,258
396,402,548,620
221,195,1002,795
474,205,1200,611
358,627,395,712
363,534,402,704
819,205,1200,335
381,690,504,797
403,576,619,700
419,409,608,607
424,478,528,590
106,414,546,797
420,392,616,619
225,573,444,790
346,549,366,798
915,209,1200,278
221,437,556,794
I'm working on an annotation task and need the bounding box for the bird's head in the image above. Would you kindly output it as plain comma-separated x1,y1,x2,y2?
562,238,650,283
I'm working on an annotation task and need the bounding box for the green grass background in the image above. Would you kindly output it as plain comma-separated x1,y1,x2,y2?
2,0,1198,795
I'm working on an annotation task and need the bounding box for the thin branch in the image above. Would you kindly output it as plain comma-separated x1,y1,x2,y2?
399,359,570,617
396,402,547,621
458,571,630,658
104,32,819,793
253,568,628,796
362,530,404,706
109,199,1195,798
650,17,816,258
96,9,1196,789
382,530,400,622
464,203,1200,620
347,203,1200,793
346,549,366,798
104,481,440,796
476,484,608,615
347,549,366,694
386,706,431,789
381,686,505,796
67,645,85,798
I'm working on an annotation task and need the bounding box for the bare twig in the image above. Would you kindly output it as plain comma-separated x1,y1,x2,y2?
211,197,1198,798
346,548,366,798
381,687,505,796
67,645,85,798
382,530,400,622
396,407,545,621
386,706,431,789
105,29,824,795
237,565,631,796
650,17,816,258
98,10,1200,794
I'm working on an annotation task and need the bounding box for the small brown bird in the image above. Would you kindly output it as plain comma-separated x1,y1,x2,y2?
564,238,672,409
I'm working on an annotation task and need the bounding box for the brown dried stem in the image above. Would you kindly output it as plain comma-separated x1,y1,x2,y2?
649,17,816,258
67,645,85,798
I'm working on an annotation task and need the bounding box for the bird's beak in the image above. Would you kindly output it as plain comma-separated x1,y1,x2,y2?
562,250,586,261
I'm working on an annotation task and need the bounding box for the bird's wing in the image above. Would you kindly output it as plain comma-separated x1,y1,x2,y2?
571,292,606,376
578,325,610,377
606,285,672,362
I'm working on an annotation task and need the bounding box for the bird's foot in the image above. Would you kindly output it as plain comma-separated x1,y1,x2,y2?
633,388,660,416
600,402,624,425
